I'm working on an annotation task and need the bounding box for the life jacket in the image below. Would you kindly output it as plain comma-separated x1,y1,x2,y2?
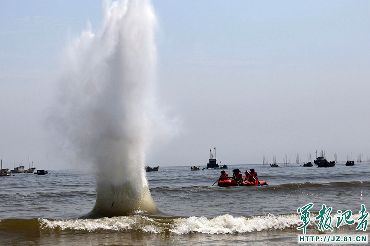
246,173,254,182
234,172,243,182
250,171,257,178
219,174,228,181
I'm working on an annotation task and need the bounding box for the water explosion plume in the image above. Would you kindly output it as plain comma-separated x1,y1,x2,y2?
52,0,160,217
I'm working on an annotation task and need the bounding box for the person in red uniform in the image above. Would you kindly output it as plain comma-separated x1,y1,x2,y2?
218,170,229,181
232,169,243,184
250,169,257,178
245,169,259,185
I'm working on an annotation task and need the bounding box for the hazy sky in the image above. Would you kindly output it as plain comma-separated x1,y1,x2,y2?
1,0,370,169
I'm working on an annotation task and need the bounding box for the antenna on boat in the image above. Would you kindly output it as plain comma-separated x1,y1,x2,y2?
214,147,216,160
320,150,324,158
357,153,362,163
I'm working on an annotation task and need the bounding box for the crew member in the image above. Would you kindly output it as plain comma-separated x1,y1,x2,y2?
245,169,259,184
219,170,229,181
233,169,243,184
250,169,257,178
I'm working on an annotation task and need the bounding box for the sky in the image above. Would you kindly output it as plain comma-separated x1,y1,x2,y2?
0,0,370,169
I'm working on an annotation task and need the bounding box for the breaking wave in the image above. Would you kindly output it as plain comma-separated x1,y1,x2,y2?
38,214,300,234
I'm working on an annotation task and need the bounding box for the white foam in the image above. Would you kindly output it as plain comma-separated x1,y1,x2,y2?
40,217,137,232
171,214,300,234
39,214,300,234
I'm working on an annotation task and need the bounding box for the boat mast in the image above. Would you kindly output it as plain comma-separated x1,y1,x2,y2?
214,147,216,160
357,154,360,163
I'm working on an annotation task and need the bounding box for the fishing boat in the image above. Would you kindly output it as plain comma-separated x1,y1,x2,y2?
206,147,228,169
0,160,11,176
345,161,355,166
314,157,335,167
0,169,11,176
206,147,219,169
25,162,36,173
11,165,25,173
25,167,36,173
145,166,159,172
303,162,313,167
314,151,335,167
191,166,200,171
270,156,279,167
35,170,48,175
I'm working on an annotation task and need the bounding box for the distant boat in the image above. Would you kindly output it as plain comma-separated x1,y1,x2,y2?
25,162,36,173
11,165,25,173
314,154,335,167
270,156,279,167
0,160,11,176
303,162,313,167
345,161,355,166
35,170,48,175
191,166,200,171
207,147,219,169
0,169,11,176
206,147,228,169
145,166,159,172
25,167,36,173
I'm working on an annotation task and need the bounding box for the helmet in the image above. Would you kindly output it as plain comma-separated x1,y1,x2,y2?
233,169,240,173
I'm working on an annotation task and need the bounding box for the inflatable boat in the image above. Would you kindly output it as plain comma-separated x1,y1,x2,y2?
218,179,268,187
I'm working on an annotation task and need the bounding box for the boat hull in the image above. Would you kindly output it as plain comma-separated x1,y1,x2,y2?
218,179,268,187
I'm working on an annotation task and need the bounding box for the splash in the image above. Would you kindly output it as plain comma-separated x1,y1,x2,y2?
52,0,160,217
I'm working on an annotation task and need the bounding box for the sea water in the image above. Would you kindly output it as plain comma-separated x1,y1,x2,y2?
0,163,369,245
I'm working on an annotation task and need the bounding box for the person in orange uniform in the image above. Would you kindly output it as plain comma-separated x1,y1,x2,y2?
232,169,243,184
218,170,229,181
250,169,257,178
245,169,259,185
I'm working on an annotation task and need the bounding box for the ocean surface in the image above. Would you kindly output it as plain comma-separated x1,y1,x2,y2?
0,163,369,245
